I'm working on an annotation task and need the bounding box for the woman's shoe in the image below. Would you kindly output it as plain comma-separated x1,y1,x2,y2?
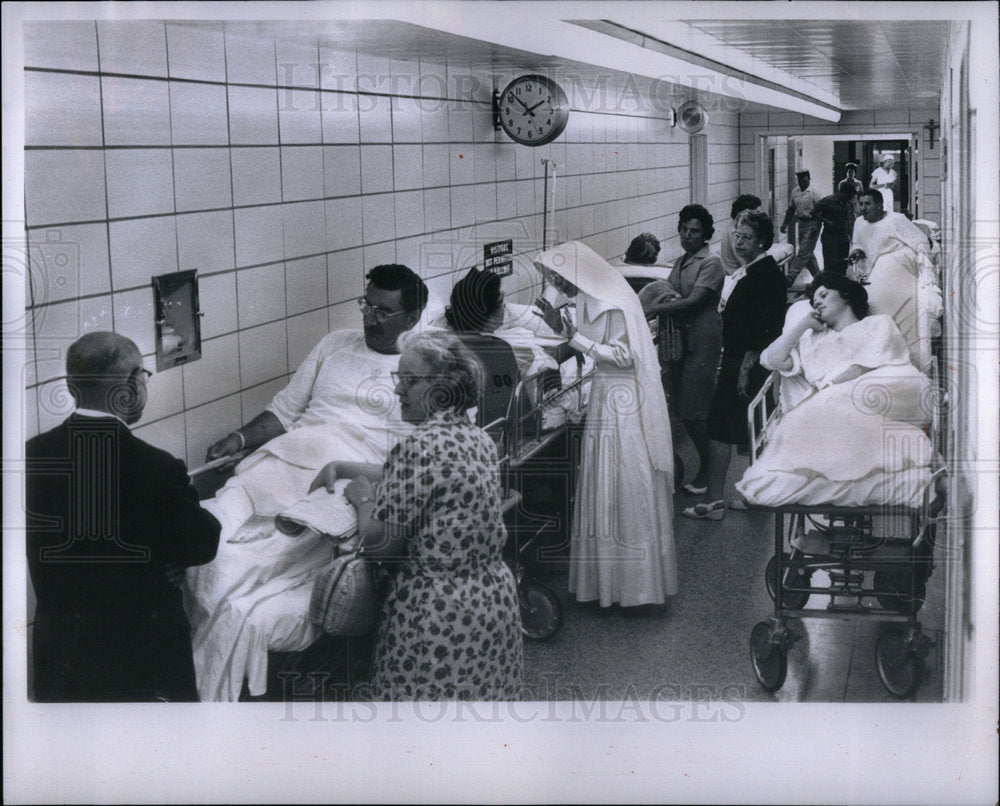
682,500,725,520
680,482,708,495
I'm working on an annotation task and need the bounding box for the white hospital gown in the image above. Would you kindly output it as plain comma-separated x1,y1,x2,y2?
184,330,412,701
852,213,942,372
736,315,934,508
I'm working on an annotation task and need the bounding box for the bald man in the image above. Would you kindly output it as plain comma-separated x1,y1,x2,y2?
26,332,220,701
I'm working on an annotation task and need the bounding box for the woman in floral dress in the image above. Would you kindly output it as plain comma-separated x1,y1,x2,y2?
314,332,522,699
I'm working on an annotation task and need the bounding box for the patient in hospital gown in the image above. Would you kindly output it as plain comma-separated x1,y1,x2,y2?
185,264,426,701
736,273,934,509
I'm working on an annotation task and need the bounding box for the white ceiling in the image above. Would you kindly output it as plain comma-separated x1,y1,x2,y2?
178,7,956,117
649,18,952,110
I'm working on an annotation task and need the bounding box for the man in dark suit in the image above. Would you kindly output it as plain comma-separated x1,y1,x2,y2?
26,332,220,701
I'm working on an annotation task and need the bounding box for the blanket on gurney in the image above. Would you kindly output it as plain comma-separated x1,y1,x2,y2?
736,316,935,509
184,425,363,701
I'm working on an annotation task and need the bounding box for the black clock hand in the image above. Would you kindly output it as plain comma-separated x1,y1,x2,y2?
511,95,531,112
525,100,546,114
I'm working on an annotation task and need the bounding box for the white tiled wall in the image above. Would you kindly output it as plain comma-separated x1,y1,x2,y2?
23,19,743,465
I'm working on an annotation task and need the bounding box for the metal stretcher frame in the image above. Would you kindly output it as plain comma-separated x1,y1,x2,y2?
743,367,945,698
489,356,596,640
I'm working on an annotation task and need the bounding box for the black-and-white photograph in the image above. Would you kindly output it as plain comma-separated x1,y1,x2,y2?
4,1,997,803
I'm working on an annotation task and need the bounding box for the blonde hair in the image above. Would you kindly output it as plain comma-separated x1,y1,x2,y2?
397,331,484,413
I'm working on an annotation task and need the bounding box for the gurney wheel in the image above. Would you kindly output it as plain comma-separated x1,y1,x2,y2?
873,568,924,615
749,621,787,692
519,581,563,641
875,627,921,698
765,555,812,610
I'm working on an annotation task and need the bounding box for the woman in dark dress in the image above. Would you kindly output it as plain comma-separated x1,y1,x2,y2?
682,210,787,520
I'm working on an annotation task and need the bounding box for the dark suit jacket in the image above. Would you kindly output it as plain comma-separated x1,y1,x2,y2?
26,414,220,701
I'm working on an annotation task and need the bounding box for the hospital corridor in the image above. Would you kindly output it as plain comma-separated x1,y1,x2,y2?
5,3,997,803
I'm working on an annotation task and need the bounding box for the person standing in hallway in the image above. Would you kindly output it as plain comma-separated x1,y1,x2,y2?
638,205,725,497
534,241,677,610
780,169,823,286
718,194,762,277
683,211,786,520
870,155,898,213
26,332,220,701
838,162,865,197
815,183,858,275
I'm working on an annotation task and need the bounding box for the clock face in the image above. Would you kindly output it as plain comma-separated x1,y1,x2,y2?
497,75,569,146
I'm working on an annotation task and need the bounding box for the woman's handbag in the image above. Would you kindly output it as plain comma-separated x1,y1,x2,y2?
309,548,382,636
658,314,684,363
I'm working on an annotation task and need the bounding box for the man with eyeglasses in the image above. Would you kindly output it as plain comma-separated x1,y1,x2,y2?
26,332,220,701
189,263,428,700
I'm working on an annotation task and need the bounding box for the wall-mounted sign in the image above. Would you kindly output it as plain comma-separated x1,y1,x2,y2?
484,239,513,276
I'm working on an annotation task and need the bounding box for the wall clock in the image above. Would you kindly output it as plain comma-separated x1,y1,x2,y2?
494,74,569,146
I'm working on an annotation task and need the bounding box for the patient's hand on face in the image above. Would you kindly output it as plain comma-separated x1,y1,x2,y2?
803,308,827,332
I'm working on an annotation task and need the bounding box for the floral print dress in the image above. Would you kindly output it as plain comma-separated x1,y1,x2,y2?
369,410,523,700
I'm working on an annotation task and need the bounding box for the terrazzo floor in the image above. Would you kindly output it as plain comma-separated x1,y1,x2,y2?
519,450,946,704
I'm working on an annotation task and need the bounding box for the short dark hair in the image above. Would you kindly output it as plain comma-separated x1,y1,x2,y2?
860,188,884,207
740,210,775,250
624,233,661,264
366,264,428,313
678,204,715,240
730,194,762,220
445,268,503,332
839,183,858,200
399,331,483,414
808,271,870,319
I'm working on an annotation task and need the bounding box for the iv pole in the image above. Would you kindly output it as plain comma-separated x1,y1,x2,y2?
540,158,558,250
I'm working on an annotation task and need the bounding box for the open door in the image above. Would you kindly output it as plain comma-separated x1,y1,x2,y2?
861,139,911,214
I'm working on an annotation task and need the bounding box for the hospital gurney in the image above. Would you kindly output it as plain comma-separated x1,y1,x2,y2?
744,369,946,698
490,352,594,640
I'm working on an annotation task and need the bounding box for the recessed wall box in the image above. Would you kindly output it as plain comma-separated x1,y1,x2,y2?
152,269,203,371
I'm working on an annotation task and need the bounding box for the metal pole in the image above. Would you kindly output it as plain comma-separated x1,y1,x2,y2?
541,159,550,251
540,158,558,250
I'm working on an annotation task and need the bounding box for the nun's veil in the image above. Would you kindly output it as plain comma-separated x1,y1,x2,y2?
534,241,673,475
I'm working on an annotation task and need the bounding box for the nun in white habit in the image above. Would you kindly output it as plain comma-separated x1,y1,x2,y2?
534,241,678,608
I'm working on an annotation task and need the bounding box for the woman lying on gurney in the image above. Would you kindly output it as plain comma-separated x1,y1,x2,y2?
736,272,938,509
